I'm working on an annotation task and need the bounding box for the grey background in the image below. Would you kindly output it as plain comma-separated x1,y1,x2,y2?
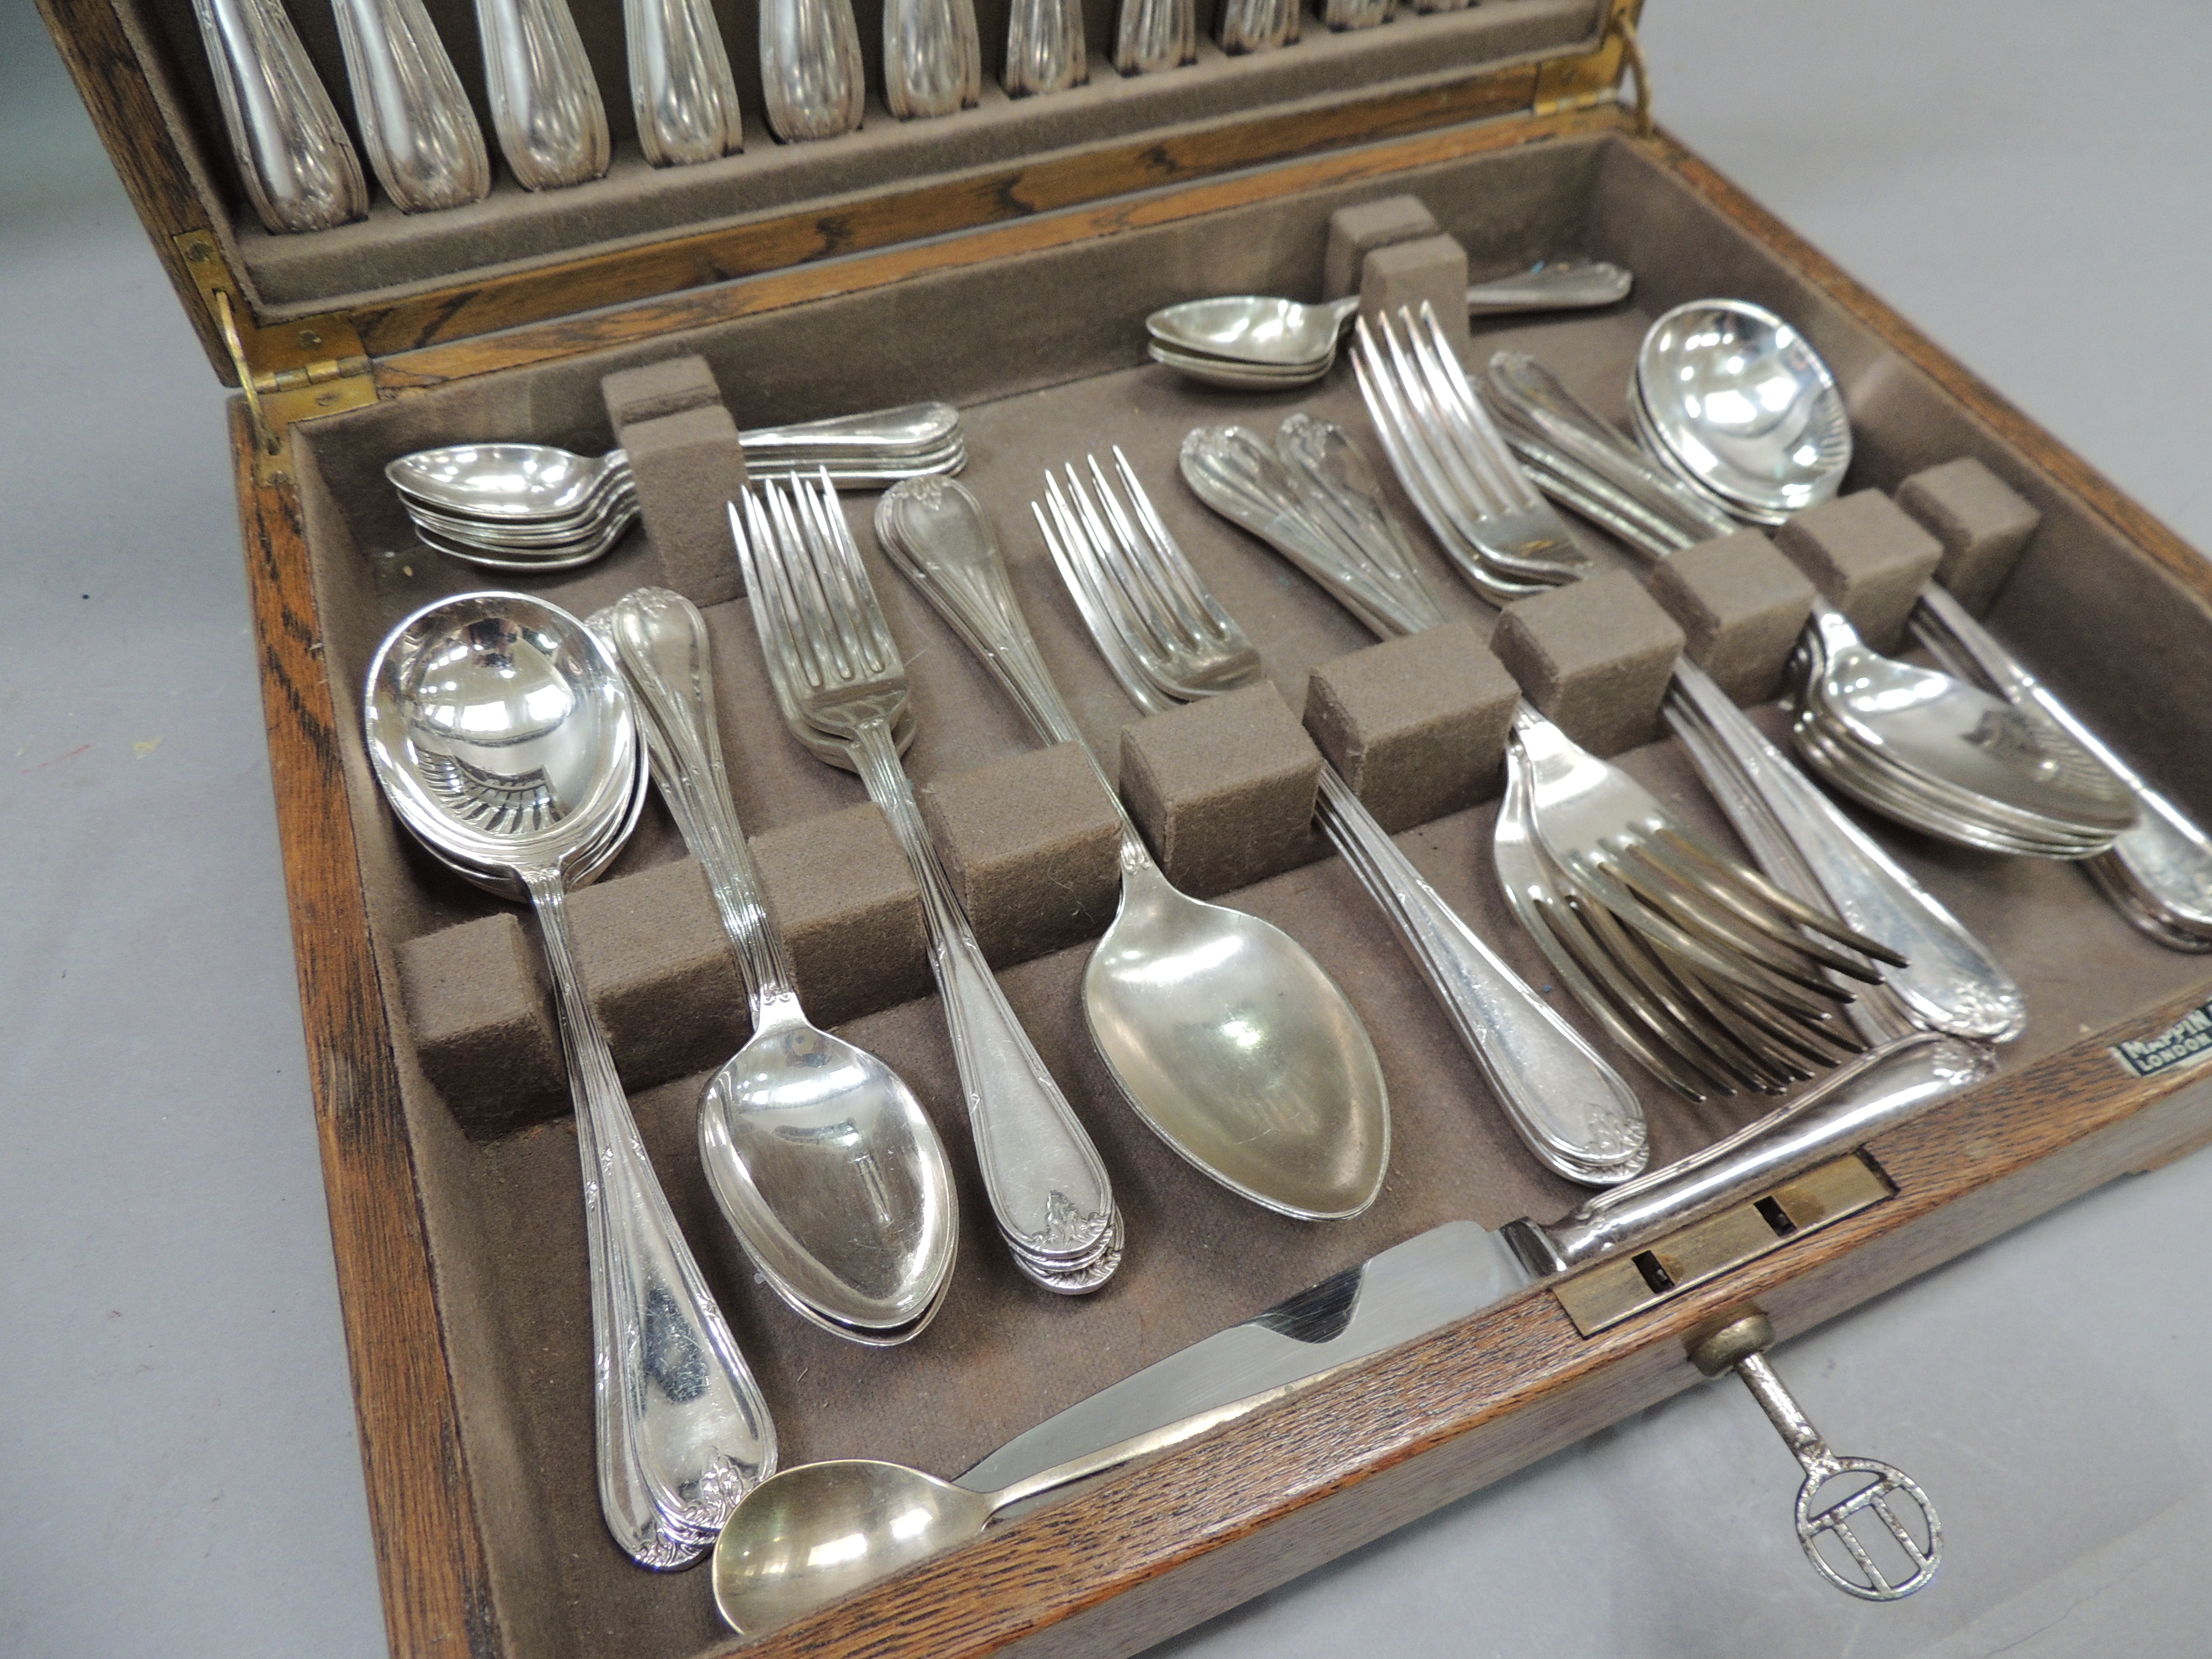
4,2,2208,1655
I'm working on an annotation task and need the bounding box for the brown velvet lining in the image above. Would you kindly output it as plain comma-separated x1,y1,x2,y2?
120,0,1602,312
281,131,2212,1656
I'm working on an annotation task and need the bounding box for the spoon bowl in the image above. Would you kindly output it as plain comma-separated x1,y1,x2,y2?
1085,863,1391,1219
1635,297,1852,518
386,442,622,521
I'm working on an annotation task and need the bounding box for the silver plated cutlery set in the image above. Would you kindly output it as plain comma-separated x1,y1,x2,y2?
349,239,2204,1608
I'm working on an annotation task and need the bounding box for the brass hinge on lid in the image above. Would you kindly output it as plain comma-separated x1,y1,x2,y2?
175,230,379,486
1534,0,1653,137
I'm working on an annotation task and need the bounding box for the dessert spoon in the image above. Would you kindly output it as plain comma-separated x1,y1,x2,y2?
875,474,1392,1220
1146,260,1632,385
591,588,960,1344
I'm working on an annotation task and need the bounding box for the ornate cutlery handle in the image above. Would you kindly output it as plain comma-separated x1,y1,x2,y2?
475,0,611,189
1005,0,1087,96
1112,0,1192,73
1507,1031,1994,1275
848,719,1118,1277
594,592,799,1019
1215,0,1298,51
760,0,866,138
521,867,776,1566
190,0,369,232
884,0,982,117
1665,659,2027,1044
1317,767,1648,1183
624,0,745,164
1319,0,1391,29
331,0,490,212
741,403,963,455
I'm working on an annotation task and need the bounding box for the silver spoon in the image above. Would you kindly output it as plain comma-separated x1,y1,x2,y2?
712,1380,1305,1635
875,476,1391,1221
591,588,960,1344
1146,260,1633,385
386,404,968,520
1797,602,2136,846
364,591,775,1566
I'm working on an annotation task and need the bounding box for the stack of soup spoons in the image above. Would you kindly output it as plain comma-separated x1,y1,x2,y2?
384,403,969,571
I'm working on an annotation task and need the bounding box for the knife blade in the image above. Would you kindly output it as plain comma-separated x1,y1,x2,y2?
955,1219,1530,1491
954,1032,1990,1493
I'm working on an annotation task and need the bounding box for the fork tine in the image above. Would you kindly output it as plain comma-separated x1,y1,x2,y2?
1062,464,1180,666
803,471,900,678
1411,302,1544,515
1034,494,1176,716
1081,456,1209,654
786,475,873,680
732,491,824,727
1400,304,1526,516
1379,309,1506,522
1110,446,1238,643
759,480,851,692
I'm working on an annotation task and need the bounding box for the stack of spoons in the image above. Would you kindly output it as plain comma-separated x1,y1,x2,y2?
1143,260,1633,391
385,403,969,571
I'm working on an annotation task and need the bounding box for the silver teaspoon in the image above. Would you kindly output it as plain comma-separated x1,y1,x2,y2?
592,589,960,1343
365,592,774,1565
876,478,1390,1220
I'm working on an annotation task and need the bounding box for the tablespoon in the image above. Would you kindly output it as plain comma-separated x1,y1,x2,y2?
874,475,1391,1221
1145,261,1632,381
591,588,960,1344
712,1380,1306,1635
364,592,774,1566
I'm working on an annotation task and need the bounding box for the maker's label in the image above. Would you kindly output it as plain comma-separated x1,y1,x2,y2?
2111,1001,2212,1079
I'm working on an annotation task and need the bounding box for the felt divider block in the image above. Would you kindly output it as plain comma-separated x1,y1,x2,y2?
1323,196,1441,300
1896,457,2043,616
1490,571,1684,758
567,859,747,1092
397,912,562,1139
1120,682,1324,897
1645,530,1815,705
1359,234,1470,359
616,405,748,608
1772,490,1943,653
396,802,926,1139
918,743,1123,967
748,802,933,1025
1302,623,1518,831
600,355,725,427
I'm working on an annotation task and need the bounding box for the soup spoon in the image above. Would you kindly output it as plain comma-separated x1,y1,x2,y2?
364,591,776,1567
592,588,961,1344
1145,259,1632,385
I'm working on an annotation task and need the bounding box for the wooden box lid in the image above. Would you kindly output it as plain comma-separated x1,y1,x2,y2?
38,0,1645,401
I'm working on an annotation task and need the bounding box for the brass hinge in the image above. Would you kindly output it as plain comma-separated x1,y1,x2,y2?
1534,0,1652,137
175,230,380,486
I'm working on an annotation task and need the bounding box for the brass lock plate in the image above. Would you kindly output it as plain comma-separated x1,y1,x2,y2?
1553,1153,1893,1335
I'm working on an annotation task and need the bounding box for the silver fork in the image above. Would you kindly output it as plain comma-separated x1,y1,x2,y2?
1042,448,1652,1185
1350,303,1590,592
1180,418,1898,1100
730,475,1122,1294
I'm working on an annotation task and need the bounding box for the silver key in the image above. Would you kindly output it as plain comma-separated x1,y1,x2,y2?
1691,1314,1943,1601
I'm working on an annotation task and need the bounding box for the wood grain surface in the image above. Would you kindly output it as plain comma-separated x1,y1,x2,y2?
231,403,500,1658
